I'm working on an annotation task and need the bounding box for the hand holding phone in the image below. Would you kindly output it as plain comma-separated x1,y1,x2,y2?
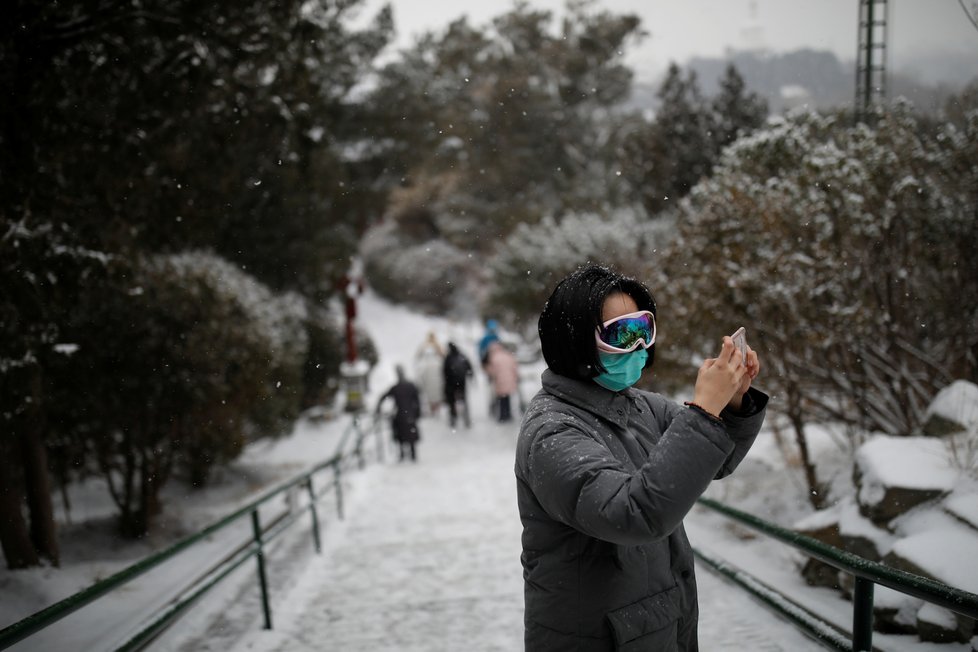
731,327,748,366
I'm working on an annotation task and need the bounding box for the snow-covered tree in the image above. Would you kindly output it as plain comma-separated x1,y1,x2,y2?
362,1,644,309
660,104,978,503
2,0,392,557
44,252,309,537
617,63,715,216
486,209,675,327
711,64,769,151
0,219,109,568
361,216,479,315
616,62,769,217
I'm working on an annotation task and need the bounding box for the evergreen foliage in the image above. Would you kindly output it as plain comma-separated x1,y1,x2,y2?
362,1,643,311
3,0,974,570
486,210,674,327
1,0,390,555
617,62,768,216
661,105,978,438
46,252,309,536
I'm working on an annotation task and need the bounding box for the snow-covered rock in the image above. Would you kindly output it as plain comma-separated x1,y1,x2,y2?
854,435,957,525
872,585,922,634
922,379,978,437
917,602,973,644
944,493,978,531
885,529,978,594
838,497,893,560
794,505,845,588
883,529,978,642
793,434,977,644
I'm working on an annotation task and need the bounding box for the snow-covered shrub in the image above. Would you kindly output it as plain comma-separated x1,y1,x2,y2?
49,250,310,536
362,218,477,315
662,104,978,438
151,252,309,374
0,217,111,567
485,209,675,327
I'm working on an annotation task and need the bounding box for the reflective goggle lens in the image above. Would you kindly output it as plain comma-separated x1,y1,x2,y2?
597,311,655,352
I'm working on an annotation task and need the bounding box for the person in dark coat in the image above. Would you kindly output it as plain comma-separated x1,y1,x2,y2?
516,264,767,651
442,342,473,429
376,365,422,462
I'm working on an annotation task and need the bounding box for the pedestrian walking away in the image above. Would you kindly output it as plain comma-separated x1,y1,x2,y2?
484,340,520,423
442,342,473,429
415,331,445,416
477,318,501,366
375,365,422,462
478,318,502,418
515,263,768,651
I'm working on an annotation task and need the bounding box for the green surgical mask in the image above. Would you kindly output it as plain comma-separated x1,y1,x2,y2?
594,349,648,392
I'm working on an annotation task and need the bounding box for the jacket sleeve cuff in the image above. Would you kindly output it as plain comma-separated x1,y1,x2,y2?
722,386,768,419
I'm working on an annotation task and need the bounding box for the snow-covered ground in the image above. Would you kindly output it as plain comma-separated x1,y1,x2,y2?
2,290,976,651
154,411,820,652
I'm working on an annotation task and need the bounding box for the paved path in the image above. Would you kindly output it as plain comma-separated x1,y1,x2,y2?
196,415,819,652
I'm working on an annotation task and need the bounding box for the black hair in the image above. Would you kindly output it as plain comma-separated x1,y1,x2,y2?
538,264,657,380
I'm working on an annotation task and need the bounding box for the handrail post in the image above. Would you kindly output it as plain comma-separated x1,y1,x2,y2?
306,475,322,554
852,576,875,651
375,416,385,463
354,415,366,470
250,510,273,630
333,459,344,520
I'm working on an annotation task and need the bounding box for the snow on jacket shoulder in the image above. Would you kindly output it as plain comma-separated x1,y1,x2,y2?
515,369,767,651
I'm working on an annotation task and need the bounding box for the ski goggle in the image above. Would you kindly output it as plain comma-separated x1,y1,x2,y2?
595,310,656,354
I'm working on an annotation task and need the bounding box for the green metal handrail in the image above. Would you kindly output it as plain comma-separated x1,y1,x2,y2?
696,496,978,651
0,412,385,652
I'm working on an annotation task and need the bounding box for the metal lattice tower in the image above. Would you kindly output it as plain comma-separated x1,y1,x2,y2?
855,0,889,121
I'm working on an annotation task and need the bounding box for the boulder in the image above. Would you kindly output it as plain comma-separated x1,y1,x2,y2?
793,499,893,589
884,529,978,595
795,507,844,589
922,380,978,437
854,436,956,526
856,483,945,525
884,529,978,641
838,499,890,561
795,514,843,547
800,557,843,589
870,585,921,634
944,493,978,531
916,603,974,644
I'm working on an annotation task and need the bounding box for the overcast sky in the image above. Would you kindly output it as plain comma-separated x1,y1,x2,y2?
360,0,978,82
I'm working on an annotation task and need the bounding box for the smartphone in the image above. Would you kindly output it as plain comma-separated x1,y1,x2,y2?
731,327,748,365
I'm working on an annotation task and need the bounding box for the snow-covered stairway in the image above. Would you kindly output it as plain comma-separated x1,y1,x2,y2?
213,416,524,652
165,412,820,652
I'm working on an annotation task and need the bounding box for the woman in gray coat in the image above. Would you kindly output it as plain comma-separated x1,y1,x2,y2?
516,264,767,651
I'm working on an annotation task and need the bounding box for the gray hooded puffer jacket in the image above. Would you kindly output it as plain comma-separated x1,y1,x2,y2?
515,370,768,651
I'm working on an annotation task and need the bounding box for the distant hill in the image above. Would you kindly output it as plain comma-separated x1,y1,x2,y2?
626,48,975,116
